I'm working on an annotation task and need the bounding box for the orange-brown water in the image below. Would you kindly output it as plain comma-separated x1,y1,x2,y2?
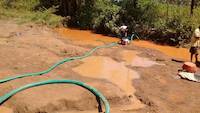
73,56,140,95
133,40,189,60
120,50,138,64
72,56,144,109
56,28,118,46
56,28,190,60
121,50,162,67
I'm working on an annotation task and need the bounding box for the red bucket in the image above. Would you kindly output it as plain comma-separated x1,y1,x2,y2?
121,39,129,45
182,62,197,73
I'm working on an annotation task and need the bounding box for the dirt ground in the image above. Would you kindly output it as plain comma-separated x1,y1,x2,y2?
0,20,200,113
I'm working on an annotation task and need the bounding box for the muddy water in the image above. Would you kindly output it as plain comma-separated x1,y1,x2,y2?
120,50,138,64
72,56,145,109
121,50,161,67
133,40,189,60
56,28,119,46
73,56,139,95
56,28,190,60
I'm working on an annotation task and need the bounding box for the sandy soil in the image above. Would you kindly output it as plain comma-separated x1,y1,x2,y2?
0,20,200,113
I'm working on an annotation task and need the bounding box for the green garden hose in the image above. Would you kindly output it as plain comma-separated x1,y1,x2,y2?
0,79,110,113
0,42,118,83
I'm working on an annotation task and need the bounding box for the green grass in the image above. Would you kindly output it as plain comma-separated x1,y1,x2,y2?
0,1,63,27
154,3,200,29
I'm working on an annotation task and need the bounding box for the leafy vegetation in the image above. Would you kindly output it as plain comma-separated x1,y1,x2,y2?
0,0,63,27
0,0,200,46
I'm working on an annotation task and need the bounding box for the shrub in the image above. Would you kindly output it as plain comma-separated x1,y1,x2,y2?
0,0,63,27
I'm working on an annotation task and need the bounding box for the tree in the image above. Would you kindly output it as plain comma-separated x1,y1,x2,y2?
133,0,138,8
190,0,195,16
59,0,82,16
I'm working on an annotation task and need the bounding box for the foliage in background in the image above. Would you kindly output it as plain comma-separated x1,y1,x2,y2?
61,0,120,34
92,0,121,34
0,0,63,27
116,0,200,46
0,0,200,46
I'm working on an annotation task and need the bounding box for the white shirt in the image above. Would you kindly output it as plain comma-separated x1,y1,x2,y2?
191,28,200,47
194,28,200,38
122,38,130,43
119,25,127,31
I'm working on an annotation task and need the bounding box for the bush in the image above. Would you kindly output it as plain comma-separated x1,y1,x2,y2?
0,0,63,27
73,0,120,35
1,0,200,46
118,0,200,46
92,0,121,34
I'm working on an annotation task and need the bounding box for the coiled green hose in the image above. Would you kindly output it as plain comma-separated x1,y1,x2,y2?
0,79,110,113
0,42,118,83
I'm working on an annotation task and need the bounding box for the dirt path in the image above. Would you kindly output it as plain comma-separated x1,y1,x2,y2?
0,21,200,113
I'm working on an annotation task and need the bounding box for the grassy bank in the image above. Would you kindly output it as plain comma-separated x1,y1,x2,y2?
0,0,63,27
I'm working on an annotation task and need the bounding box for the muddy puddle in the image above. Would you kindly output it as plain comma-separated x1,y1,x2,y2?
56,28,190,60
56,28,119,46
72,56,144,109
121,50,162,67
73,56,139,95
133,40,189,60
